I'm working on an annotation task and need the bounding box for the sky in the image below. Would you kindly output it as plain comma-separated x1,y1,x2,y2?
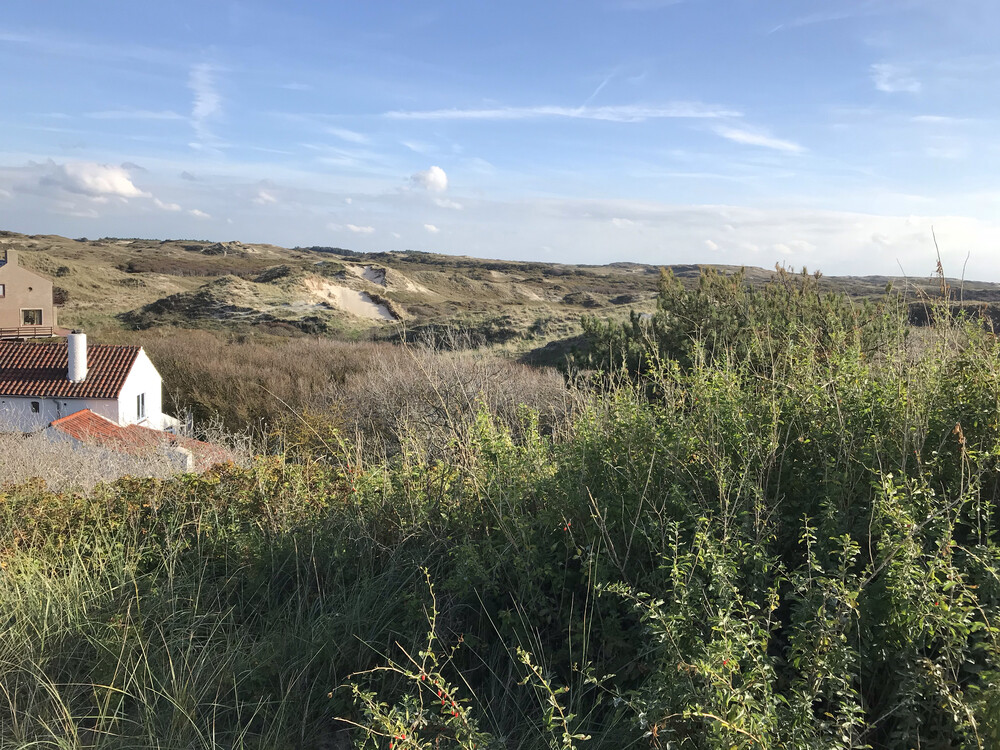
1,0,999,279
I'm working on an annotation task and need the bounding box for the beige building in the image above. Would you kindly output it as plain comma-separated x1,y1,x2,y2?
0,249,58,333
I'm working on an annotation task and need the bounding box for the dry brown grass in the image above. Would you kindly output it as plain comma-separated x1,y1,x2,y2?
0,432,196,491
108,330,574,454
126,329,391,430
324,343,573,457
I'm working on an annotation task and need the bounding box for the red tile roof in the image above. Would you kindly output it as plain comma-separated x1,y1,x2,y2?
0,341,141,398
50,409,234,471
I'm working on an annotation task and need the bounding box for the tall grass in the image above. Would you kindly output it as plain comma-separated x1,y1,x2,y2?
3,281,1000,747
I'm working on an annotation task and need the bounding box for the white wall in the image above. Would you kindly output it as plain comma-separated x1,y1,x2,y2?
116,349,170,429
0,396,117,433
0,348,175,433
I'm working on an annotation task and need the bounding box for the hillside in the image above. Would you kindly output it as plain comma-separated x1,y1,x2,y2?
3,230,998,351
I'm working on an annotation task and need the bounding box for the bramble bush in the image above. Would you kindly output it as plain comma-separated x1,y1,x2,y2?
2,267,1000,748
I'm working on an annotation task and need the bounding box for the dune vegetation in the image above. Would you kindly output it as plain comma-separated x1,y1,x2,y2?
3,267,1000,749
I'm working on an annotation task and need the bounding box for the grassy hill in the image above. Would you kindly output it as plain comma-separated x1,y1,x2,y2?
6,229,996,351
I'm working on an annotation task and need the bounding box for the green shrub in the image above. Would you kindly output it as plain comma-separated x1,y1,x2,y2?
583,265,906,376
4,289,1000,748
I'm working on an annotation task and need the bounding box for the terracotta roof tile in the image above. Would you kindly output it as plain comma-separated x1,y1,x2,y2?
50,409,234,471
0,341,141,399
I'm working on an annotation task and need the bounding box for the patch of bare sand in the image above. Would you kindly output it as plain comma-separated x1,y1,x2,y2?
303,277,397,320
347,264,432,294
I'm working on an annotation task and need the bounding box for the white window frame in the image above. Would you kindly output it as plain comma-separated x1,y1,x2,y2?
137,393,146,420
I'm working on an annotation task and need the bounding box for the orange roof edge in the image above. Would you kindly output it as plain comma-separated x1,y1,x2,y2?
50,408,113,428
49,408,237,471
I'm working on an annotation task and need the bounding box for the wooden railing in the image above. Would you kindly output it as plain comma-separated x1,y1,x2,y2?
0,326,55,339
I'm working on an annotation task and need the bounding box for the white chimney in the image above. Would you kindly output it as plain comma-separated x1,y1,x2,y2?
68,331,88,383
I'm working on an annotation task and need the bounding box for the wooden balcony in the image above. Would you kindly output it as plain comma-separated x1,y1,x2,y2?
0,326,61,340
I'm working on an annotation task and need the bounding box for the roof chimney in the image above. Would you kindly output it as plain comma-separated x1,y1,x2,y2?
68,331,88,383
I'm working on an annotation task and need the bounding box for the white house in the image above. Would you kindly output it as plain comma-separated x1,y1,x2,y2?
0,332,178,433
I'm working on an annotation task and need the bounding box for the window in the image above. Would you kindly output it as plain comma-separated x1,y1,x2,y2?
0,284,5,298
30,401,39,413
22,309,42,325
137,393,146,420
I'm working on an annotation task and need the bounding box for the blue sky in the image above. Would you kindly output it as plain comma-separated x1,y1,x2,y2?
2,0,999,278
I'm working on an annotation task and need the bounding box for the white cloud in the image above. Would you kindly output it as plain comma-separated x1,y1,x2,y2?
391,232,401,239
386,103,742,123
253,189,278,205
327,127,370,144
345,197,353,204
44,161,149,198
872,63,921,94
424,223,440,233
51,202,100,219
411,166,448,192
434,197,463,210
346,224,375,234
611,217,635,228
912,115,972,125
402,140,435,155
154,198,182,211
189,62,222,145
714,126,805,153
925,137,968,159
282,82,312,91
704,239,719,251
309,144,389,170
86,109,184,120
189,208,211,219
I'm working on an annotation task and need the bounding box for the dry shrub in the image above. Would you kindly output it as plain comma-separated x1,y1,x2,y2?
325,344,572,457
0,433,196,492
106,328,572,457
135,329,395,430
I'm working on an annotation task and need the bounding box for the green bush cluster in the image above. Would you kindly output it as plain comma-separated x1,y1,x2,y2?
583,265,905,376
3,269,1000,748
